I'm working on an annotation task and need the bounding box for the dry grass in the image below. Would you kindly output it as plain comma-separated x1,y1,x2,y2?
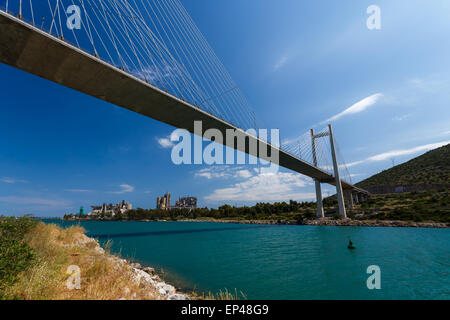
191,288,246,300
5,223,162,300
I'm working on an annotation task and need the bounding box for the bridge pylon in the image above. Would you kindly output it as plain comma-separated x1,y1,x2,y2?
328,124,347,218
310,125,347,219
310,129,324,218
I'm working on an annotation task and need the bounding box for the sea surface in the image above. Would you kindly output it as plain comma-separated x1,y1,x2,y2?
43,219,450,300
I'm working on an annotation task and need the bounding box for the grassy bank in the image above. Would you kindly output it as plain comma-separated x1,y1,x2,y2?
0,216,242,300
0,217,174,300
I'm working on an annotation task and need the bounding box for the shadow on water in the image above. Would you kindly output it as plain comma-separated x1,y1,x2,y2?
90,225,272,240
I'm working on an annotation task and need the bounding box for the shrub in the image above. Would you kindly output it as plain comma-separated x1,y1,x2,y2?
0,216,38,298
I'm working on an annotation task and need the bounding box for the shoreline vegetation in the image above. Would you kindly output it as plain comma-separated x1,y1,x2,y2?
0,216,240,300
64,190,450,229
175,217,448,229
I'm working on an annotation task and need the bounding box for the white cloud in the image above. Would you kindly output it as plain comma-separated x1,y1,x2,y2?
157,137,174,149
0,196,70,206
156,131,183,149
347,140,450,168
205,172,314,202
195,168,227,180
0,177,27,184
323,93,384,123
195,166,254,180
107,184,135,194
273,55,288,71
237,170,252,179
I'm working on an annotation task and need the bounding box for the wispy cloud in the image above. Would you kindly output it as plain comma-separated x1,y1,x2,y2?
322,93,384,124
347,140,450,167
204,170,313,202
0,196,70,206
64,189,94,193
407,76,449,93
392,113,412,121
195,166,253,180
107,184,135,194
273,55,288,71
198,166,315,201
0,177,28,184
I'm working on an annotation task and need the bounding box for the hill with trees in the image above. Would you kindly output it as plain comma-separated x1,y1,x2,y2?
356,144,450,189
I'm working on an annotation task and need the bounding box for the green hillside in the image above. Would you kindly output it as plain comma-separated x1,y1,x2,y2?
356,144,450,189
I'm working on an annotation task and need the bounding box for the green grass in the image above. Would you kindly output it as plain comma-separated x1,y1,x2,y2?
353,189,450,223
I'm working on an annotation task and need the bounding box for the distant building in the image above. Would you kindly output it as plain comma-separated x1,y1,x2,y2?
89,200,132,217
157,193,197,210
157,193,171,210
175,197,197,209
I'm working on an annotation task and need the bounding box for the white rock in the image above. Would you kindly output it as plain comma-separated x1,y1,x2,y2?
132,268,154,286
142,267,155,274
162,284,176,295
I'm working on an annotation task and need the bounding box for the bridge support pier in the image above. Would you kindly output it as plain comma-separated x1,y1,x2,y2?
352,192,359,204
344,190,354,210
314,180,324,218
328,124,347,219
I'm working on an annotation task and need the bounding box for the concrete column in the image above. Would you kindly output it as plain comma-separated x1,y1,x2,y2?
353,192,359,204
345,190,354,210
328,124,347,218
315,180,324,218
311,129,324,218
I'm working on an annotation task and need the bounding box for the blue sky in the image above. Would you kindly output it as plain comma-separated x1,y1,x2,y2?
1,0,450,216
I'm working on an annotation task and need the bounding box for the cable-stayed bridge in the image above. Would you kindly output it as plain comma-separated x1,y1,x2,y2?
0,0,369,218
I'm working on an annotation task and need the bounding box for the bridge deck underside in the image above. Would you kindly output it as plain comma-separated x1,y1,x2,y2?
0,12,367,194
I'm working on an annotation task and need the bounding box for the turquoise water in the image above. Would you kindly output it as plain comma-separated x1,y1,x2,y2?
44,219,450,299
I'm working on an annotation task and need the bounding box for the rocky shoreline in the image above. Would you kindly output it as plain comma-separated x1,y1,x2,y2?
85,235,189,300
65,217,448,229
178,218,448,229
129,262,188,300
303,218,448,228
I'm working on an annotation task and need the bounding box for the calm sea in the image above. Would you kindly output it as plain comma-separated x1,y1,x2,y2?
43,219,450,299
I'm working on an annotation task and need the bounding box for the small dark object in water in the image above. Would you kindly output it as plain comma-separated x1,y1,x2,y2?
348,240,356,250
